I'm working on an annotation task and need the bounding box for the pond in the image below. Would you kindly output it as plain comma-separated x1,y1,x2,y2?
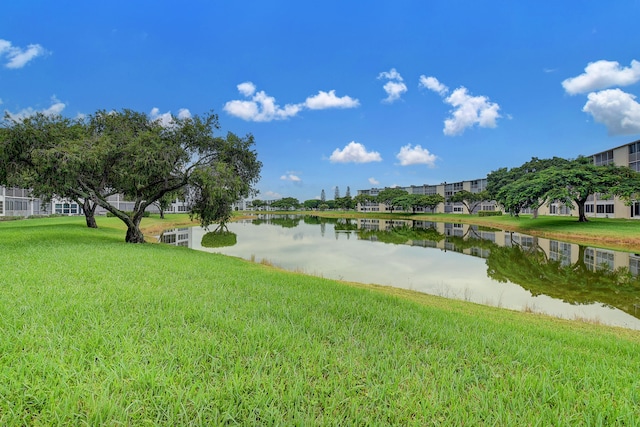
161,215,640,330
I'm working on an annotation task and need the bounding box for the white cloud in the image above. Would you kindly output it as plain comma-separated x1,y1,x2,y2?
224,82,358,122
237,82,256,97
329,141,382,163
149,107,192,127
419,75,449,96
177,108,191,119
421,75,501,135
378,68,407,103
443,87,501,136
280,174,301,182
304,90,359,109
0,39,48,69
224,84,303,122
378,69,403,81
582,88,640,135
368,177,380,185
396,144,437,167
5,96,65,120
562,60,640,95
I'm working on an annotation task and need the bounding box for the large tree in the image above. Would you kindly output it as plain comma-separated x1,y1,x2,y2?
537,156,640,222
303,199,321,210
487,157,569,217
1,113,102,228
420,194,445,213
377,187,409,214
271,197,300,210
449,190,491,214
3,109,261,242
488,156,640,222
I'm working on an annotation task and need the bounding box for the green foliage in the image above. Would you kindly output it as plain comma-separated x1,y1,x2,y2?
358,224,446,245
479,210,503,217
486,240,640,317
488,156,640,222
268,216,302,228
270,197,300,210
303,199,321,210
1,110,261,242
201,231,237,248
334,195,355,210
450,190,490,214
487,157,569,216
420,194,445,211
377,187,409,213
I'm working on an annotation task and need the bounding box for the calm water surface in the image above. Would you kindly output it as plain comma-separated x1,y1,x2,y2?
161,215,640,330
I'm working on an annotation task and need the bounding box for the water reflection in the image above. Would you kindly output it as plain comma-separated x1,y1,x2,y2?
161,215,640,329
201,231,237,248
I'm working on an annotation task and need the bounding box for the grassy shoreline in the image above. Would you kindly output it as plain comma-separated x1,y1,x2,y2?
1,215,639,424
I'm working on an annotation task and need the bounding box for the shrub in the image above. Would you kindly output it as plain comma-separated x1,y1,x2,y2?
478,210,503,217
201,231,237,248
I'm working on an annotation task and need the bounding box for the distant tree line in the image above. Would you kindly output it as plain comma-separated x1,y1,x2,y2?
256,153,640,222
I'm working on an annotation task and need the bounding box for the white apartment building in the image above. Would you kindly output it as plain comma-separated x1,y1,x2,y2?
358,139,640,220
358,177,497,215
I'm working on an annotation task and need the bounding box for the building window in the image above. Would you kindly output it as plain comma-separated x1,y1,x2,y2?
55,202,79,214
606,204,614,214
596,205,604,214
595,250,614,271
594,150,614,166
0,200,3,215
585,204,594,213
162,234,176,244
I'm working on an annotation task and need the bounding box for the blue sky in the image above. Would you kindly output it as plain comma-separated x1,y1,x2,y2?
2,1,640,201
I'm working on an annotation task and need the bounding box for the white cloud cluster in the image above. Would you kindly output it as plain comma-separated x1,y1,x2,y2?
329,141,382,164
368,177,380,185
280,173,301,182
305,90,360,110
420,75,501,136
443,88,501,136
563,59,640,135
418,75,448,96
562,60,640,95
582,89,640,135
396,144,437,167
0,39,47,69
5,96,65,120
378,68,408,103
224,82,359,122
149,107,192,127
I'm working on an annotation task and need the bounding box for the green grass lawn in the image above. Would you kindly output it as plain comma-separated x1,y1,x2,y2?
0,216,639,425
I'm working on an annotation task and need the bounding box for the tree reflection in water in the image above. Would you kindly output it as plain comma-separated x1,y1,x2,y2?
360,223,640,320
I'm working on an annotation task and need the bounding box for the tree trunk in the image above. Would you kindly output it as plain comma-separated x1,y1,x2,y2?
124,211,145,243
576,199,588,222
126,225,145,243
82,199,98,229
